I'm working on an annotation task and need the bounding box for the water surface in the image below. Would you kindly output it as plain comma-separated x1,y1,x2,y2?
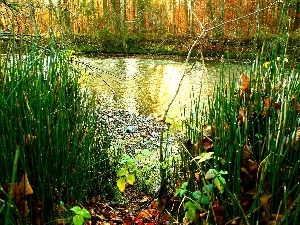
81,56,251,118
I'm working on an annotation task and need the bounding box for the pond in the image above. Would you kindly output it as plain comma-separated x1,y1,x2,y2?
79,56,251,119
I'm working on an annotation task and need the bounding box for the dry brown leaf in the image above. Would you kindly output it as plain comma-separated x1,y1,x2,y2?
240,73,250,93
271,213,283,220
203,138,213,151
243,146,251,159
291,128,300,151
195,173,200,181
123,216,134,225
137,209,152,220
24,134,37,146
276,80,283,90
260,193,273,209
238,107,246,122
241,167,249,176
262,97,273,117
248,159,258,173
19,173,33,196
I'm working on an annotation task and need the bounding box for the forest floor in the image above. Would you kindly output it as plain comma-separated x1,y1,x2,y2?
85,107,177,225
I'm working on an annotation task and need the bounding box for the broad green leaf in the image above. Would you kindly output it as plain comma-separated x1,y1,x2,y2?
192,152,214,162
205,169,218,179
59,201,66,210
73,215,84,225
117,167,128,177
219,158,226,165
214,176,226,194
179,189,186,197
181,182,188,189
126,173,135,185
184,201,201,222
81,208,91,219
185,201,201,211
219,170,228,175
202,183,213,193
192,190,202,200
174,189,181,197
185,208,196,222
141,149,151,156
117,177,126,192
200,195,210,205
70,206,82,215
121,154,133,164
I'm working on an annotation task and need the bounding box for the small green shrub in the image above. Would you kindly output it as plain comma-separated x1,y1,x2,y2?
70,206,91,225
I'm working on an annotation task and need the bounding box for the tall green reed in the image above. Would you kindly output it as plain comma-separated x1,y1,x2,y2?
180,43,299,224
0,40,112,224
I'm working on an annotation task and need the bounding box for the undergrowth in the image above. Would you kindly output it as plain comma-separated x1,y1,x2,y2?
174,40,300,224
0,39,113,224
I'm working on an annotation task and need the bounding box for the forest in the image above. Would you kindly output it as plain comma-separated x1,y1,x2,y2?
0,0,300,225
0,0,300,57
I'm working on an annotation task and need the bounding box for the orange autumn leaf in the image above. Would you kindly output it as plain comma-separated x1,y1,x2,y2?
195,172,200,181
19,173,33,196
137,209,152,220
238,107,246,122
240,73,250,93
4,173,34,223
262,97,273,117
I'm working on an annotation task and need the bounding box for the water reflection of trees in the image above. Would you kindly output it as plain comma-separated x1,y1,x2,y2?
135,62,163,116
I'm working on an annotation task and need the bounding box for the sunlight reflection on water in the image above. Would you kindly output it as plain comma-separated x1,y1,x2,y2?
85,56,250,119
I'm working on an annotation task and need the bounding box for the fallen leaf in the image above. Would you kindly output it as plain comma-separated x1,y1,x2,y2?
137,209,152,220
240,73,250,93
238,107,246,122
19,173,33,196
260,192,272,209
241,167,249,176
243,146,251,159
262,97,273,117
123,216,134,225
248,159,258,173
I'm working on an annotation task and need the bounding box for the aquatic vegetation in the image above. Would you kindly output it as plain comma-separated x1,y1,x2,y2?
0,43,112,223
176,53,300,223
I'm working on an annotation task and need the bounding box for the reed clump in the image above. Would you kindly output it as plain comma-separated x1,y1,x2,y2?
177,44,300,223
0,41,112,224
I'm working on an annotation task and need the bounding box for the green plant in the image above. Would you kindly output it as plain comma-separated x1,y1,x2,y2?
116,154,136,192
180,53,299,224
173,151,228,223
70,206,91,225
0,39,113,223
